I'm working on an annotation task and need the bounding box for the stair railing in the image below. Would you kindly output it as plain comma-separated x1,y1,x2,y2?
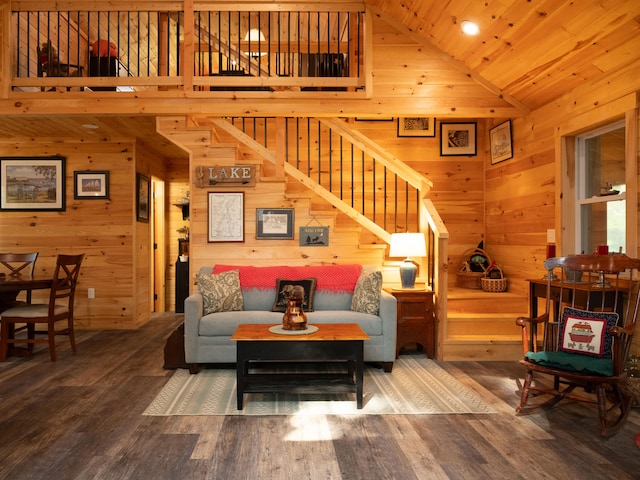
211,116,448,293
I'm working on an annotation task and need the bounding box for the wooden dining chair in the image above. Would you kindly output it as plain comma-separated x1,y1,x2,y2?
0,252,38,277
515,253,640,436
0,252,39,305
0,254,84,362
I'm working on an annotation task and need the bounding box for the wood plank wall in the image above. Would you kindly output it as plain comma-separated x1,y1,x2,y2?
176,131,389,295
0,139,155,330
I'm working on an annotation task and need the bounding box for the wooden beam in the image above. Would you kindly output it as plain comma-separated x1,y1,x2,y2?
0,94,524,118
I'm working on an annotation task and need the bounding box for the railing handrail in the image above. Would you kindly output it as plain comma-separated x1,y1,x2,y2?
10,4,367,94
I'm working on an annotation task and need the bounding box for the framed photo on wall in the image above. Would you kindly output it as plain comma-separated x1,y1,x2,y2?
256,208,294,239
136,173,150,223
489,119,514,164
398,117,436,137
0,156,65,211
440,122,477,156
74,170,109,199
208,191,244,242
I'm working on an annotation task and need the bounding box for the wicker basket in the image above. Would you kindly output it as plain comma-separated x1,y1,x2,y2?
456,248,491,290
481,265,508,293
622,377,640,407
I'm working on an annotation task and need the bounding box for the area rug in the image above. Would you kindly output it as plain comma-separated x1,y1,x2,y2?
144,356,496,416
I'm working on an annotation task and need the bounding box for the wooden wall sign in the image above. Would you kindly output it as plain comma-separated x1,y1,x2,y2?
195,165,256,187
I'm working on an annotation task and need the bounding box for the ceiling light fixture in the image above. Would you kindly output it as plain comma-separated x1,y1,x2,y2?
461,20,479,36
82,123,99,129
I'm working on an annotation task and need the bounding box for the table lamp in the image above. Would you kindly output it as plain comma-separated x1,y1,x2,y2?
389,232,427,289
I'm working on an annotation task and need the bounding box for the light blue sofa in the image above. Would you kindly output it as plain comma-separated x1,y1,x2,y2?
184,265,397,372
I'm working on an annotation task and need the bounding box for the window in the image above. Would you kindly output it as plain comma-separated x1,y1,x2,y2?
575,121,626,255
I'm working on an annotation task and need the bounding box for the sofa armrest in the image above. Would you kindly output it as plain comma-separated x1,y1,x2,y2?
184,292,204,363
378,289,397,357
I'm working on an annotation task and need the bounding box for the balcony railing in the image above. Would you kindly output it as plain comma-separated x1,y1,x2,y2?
11,4,366,94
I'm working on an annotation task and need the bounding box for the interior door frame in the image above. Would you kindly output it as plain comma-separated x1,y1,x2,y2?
151,177,166,312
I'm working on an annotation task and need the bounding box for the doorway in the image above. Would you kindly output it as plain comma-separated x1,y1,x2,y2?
151,177,166,312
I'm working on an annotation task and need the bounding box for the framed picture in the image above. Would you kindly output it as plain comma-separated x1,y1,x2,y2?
299,226,329,246
398,117,436,137
440,122,477,156
489,119,513,164
256,208,294,239
0,156,65,211
208,192,244,242
136,173,150,223
74,170,109,199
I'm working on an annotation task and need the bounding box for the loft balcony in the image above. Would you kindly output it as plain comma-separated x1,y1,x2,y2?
9,2,367,96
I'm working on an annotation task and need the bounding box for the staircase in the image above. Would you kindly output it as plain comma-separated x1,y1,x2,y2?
158,115,525,362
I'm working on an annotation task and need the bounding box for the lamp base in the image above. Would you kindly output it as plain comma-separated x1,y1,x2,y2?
399,258,418,289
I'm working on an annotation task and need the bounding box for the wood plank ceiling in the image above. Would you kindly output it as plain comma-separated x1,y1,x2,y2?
1,0,639,160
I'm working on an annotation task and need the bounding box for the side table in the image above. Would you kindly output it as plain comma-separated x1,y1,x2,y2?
386,288,435,358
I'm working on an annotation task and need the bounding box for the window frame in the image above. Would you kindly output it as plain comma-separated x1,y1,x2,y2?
574,120,626,255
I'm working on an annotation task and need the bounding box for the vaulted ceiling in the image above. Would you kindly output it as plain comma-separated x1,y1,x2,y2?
369,0,640,112
1,0,639,159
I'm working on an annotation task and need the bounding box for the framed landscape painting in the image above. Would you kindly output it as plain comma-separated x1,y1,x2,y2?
0,156,65,211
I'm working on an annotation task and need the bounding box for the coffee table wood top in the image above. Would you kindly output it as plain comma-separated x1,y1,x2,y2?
231,323,369,341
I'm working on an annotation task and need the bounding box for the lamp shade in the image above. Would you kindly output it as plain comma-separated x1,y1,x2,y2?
389,233,427,258
243,28,267,57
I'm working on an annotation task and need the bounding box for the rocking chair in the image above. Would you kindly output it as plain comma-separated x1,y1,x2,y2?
516,253,640,436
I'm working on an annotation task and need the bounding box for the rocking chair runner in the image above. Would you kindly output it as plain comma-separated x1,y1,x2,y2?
516,254,640,437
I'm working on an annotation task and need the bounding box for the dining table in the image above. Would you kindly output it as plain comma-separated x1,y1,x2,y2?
0,273,54,357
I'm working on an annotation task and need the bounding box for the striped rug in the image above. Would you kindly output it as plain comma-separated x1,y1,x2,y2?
143,355,496,416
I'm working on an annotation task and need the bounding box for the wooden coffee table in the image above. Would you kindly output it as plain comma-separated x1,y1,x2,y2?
231,323,370,409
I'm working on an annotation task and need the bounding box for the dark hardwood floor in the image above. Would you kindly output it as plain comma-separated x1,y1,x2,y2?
0,312,638,480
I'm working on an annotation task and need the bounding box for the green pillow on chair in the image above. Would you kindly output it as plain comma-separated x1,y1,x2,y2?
525,351,614,376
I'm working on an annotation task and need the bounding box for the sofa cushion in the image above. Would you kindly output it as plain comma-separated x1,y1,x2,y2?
272,278,317,312
196,270,243,315
199,310,382,337
200,311,283,336
351,270,383,315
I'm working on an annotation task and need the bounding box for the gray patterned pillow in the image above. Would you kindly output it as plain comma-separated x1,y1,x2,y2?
350,270,383,315
196,270,243,315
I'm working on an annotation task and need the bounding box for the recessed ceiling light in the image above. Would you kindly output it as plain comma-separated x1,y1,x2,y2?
461,20,479,36
82,123,99,129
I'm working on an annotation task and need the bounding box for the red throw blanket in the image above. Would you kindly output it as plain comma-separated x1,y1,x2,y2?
212,264,363,293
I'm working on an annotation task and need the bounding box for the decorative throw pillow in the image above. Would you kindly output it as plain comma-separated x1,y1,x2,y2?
272,278,317,312
196,270,243,315
350,270,383,315
558,306,619,358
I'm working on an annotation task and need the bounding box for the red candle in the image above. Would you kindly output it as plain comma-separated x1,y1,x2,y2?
546,244,556,259
597,245,609,255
